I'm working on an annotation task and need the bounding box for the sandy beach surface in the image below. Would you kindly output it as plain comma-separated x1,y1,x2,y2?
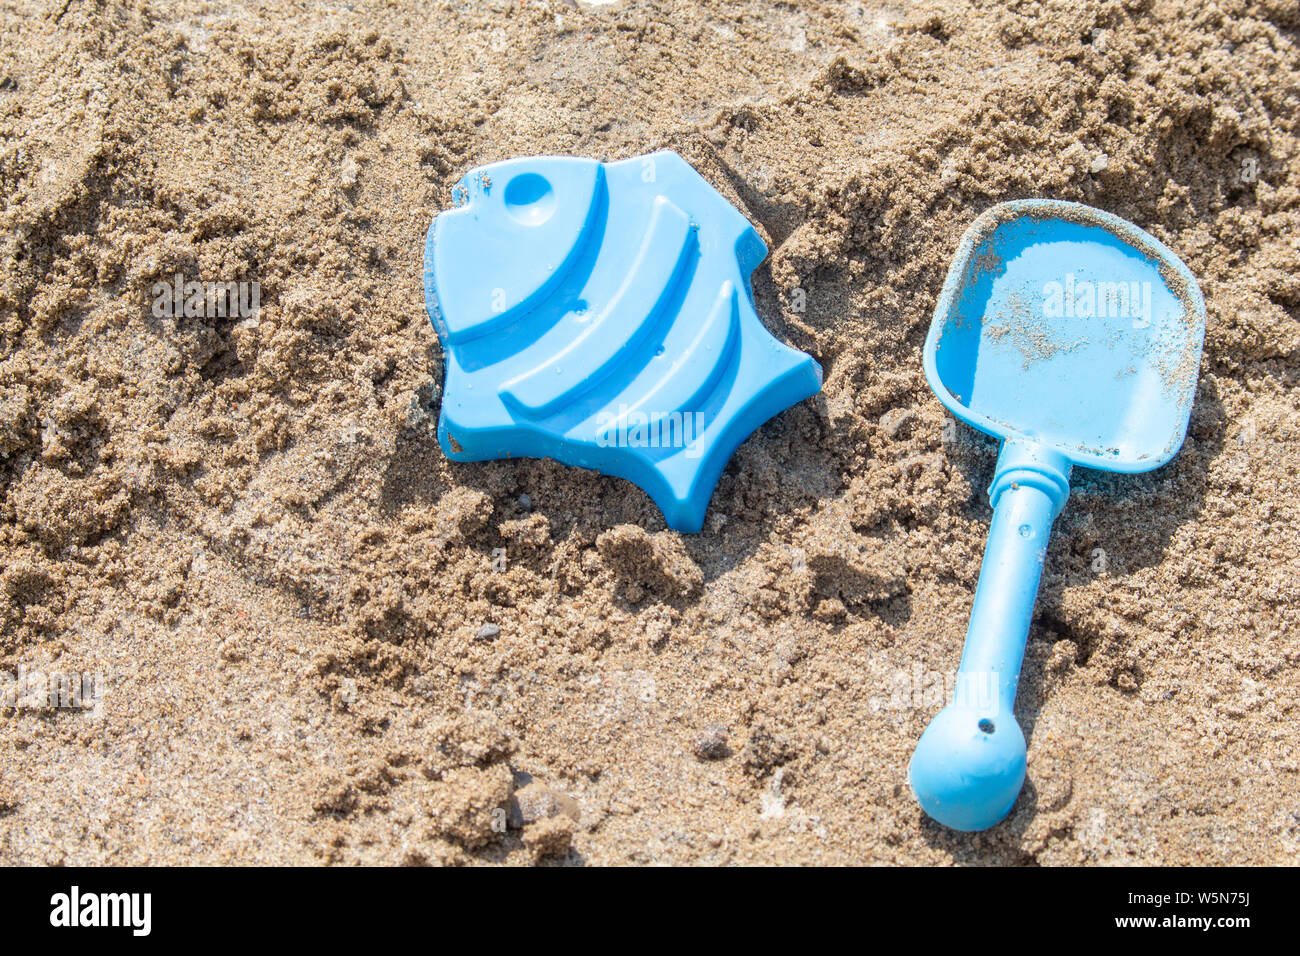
1,0,1298,864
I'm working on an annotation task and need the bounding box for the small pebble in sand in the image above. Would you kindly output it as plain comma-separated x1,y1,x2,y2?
508,779,582,828
340,155,359,187
517,493,532,511
1090,153,1110,174
692,724,730,760
475,623,501,641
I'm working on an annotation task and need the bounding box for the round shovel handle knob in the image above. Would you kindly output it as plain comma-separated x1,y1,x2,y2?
909,704,1027,831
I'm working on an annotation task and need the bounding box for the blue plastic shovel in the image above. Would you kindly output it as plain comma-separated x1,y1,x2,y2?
908,200,1206,831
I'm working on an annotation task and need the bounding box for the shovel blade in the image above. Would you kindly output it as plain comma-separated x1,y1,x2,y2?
924,200,1205,473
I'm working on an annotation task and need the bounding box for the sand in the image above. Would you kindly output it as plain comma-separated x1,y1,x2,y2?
1,0,1298,865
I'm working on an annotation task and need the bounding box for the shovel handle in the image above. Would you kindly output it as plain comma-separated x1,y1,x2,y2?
908,439,1071,831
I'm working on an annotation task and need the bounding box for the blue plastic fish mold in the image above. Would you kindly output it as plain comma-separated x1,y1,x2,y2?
423,150,822,532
